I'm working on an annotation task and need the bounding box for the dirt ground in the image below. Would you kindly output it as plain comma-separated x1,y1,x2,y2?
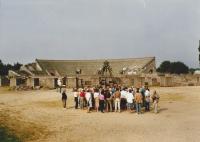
0,86,200,142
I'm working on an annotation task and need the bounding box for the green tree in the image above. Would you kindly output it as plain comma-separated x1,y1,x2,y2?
157,61,189,74
157,61,171,73
13,62,22,70
169,62,189,74
0,60,22,76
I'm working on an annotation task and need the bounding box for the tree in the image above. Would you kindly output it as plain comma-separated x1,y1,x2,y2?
0,60,22,76
157,61,189,74
169,62,189,74
157,61,171,73
13,62,23,70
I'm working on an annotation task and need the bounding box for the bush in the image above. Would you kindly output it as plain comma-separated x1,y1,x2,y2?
157,61,189,74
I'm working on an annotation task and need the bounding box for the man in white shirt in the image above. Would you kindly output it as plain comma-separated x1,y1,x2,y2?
57,79,62,93
126,89,134,112
145,89,151,111
121,87,128,110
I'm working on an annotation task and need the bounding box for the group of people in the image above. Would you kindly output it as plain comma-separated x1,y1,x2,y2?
61,85,160,114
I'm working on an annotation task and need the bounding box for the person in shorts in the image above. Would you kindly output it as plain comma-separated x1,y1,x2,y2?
126,89,134,112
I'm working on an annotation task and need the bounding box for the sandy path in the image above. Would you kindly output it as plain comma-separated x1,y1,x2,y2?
0,86,200,142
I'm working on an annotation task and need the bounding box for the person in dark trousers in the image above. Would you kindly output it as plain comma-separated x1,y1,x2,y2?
62,89,67,108
140,86,146,108
105,88,112,112
99,90,105,113
73,88,79,109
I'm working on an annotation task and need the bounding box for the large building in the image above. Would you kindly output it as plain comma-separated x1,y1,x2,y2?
8,56,200,89
9,57,157,89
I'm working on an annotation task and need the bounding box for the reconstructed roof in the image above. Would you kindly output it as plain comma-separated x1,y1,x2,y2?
22,63,48,76
9,70,31,78
36,57,155,77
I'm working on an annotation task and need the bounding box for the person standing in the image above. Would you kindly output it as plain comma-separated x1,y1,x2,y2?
85,90,92,113
126,89,134,112
114,88,121,113
62,90,67,109
79,89,85,110
140,86,146,108
73,88,79,109
105,88,113,112
135,88,143,114
57,78,62,93
120,87,128,110
99,90,105,113
94,88,100,112
111,86,116,109
151,90,160,113
145,89,151,111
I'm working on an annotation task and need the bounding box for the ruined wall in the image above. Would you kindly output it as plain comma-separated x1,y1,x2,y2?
171,74,200,86
10,78,16,87
67,77,76,88
26,78,34,87
39,77,55,88
160,76,173,87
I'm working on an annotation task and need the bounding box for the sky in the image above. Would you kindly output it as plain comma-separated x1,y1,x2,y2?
0,0,200,68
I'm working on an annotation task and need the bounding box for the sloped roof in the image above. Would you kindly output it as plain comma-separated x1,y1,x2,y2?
22,63,48,76
9,70,31,78
36,57,155,77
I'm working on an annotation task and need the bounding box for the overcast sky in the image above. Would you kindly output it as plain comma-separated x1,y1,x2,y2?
0,0,200,67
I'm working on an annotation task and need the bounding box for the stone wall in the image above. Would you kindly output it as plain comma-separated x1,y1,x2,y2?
39,77,56,88
10,78,17,87
26,78,34,88
67,77,76,88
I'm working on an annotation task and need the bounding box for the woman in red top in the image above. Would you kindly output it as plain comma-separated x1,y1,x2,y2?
79,89,85,110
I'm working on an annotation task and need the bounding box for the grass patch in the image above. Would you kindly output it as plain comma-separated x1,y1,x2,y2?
0,126,21,142
0,109,49,142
